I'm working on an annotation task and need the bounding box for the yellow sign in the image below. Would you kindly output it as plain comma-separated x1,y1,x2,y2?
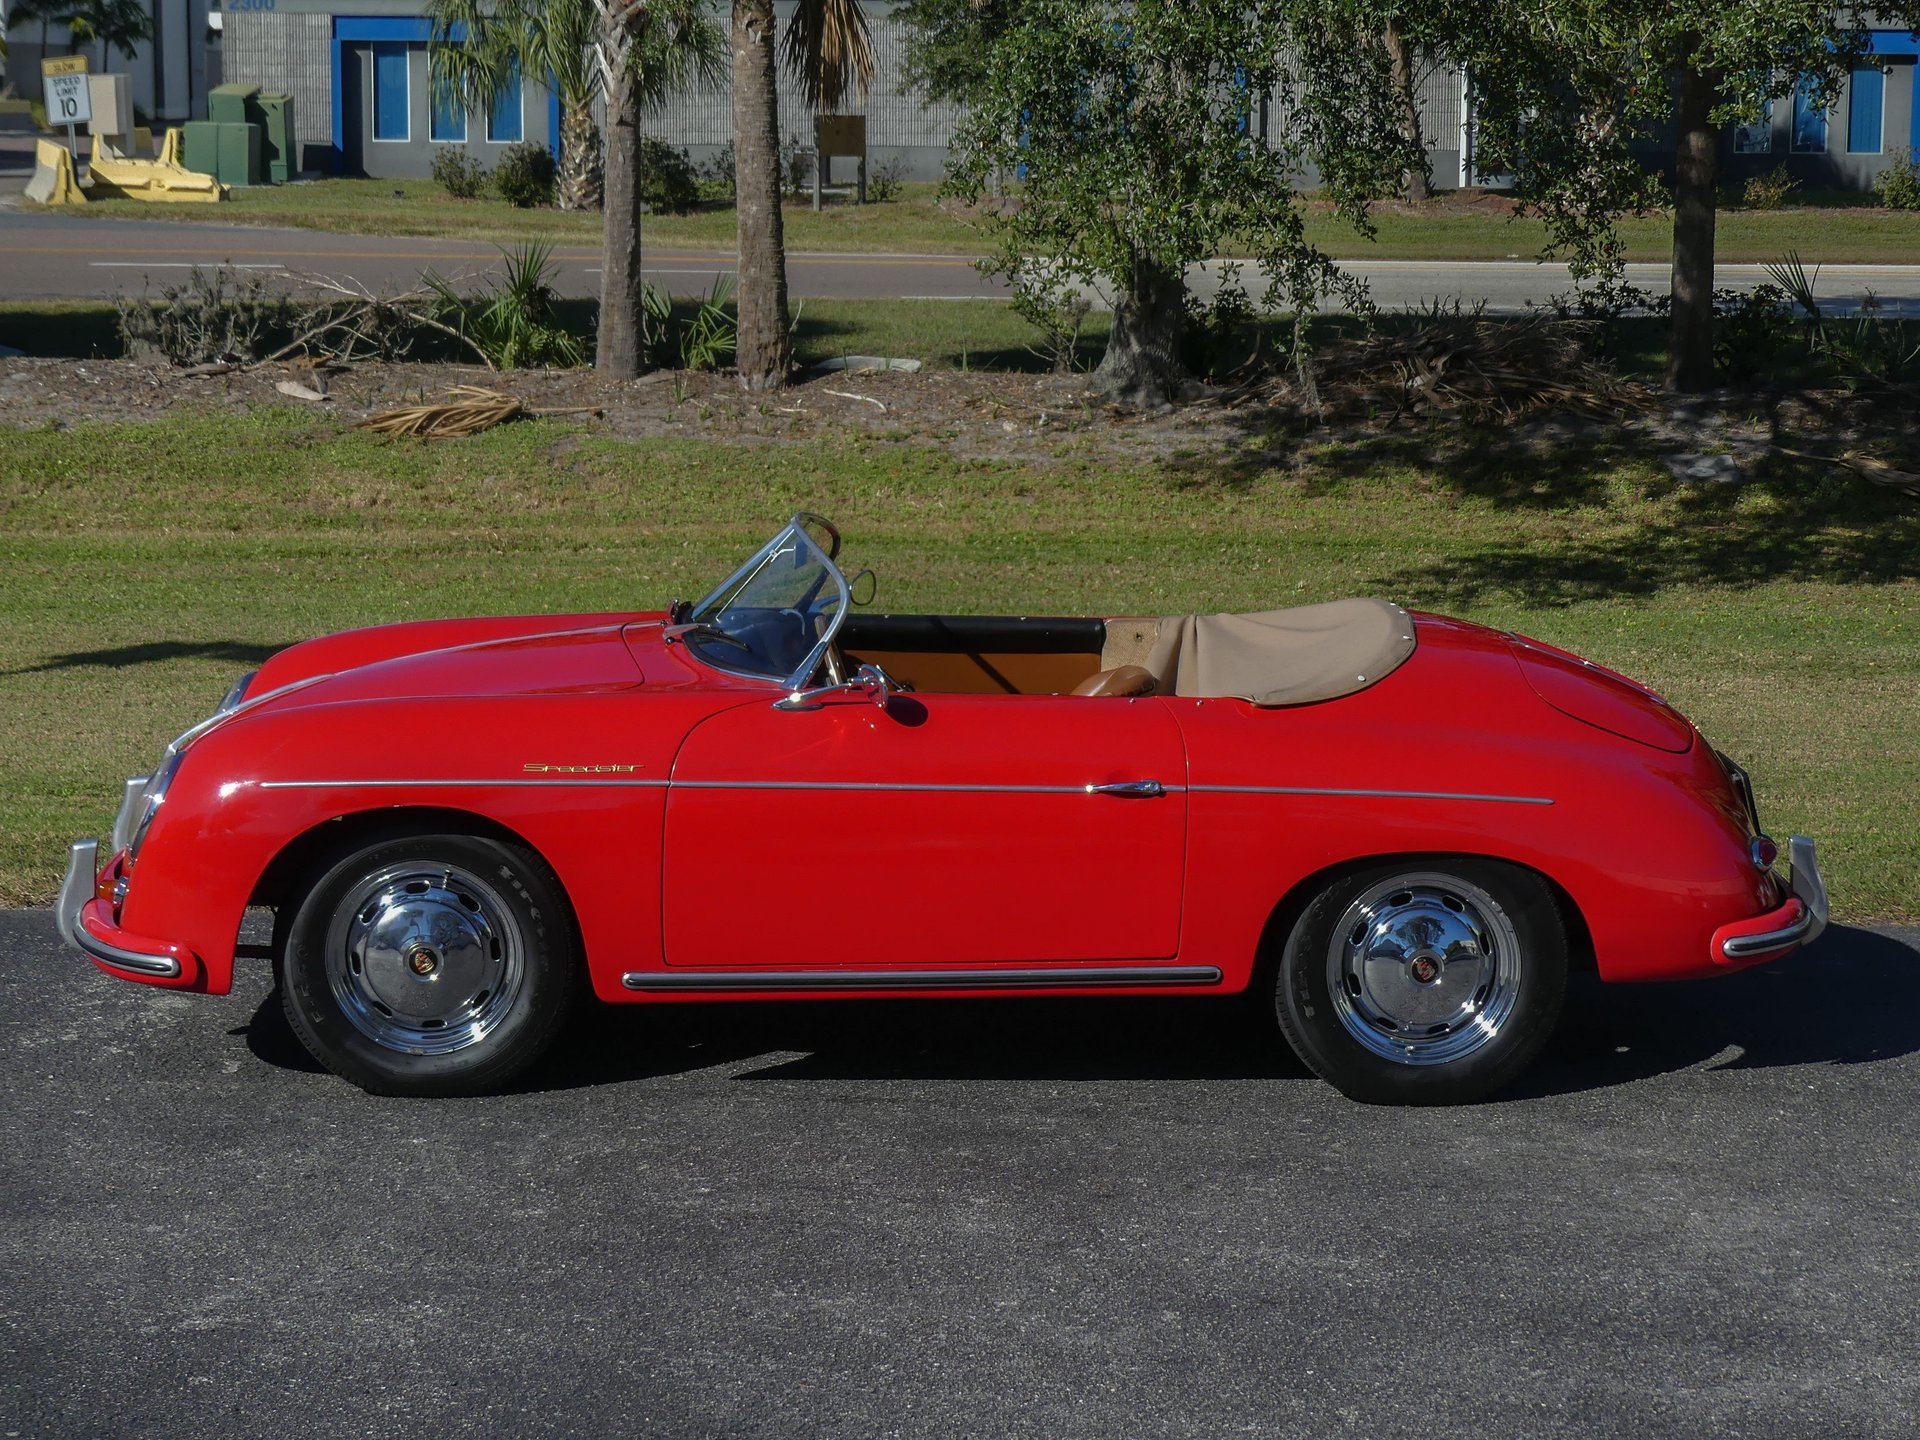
41,54,89,78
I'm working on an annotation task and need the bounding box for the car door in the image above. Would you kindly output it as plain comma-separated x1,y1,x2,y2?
661,692,1187,968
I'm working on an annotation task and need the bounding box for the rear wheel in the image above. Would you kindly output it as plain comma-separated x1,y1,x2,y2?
278,832,578,1096
1272,858,1568,1105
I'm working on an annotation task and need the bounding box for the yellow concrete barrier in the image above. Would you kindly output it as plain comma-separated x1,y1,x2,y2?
24,137,86,205
86,132,227,203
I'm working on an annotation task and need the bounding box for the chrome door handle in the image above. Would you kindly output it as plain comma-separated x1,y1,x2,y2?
1086,779,1166,798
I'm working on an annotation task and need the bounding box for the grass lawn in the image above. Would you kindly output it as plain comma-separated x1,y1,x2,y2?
53,178,1920,264
1,406,1914,920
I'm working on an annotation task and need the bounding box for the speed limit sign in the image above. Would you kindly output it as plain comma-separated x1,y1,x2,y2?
42,55,92,128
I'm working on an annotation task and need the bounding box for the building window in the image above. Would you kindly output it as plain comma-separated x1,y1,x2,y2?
1791,77,1827,154
372,42,410,142
1847,66,1884,154
487,56,523,144
429,55,466,143
1733,100,1772,155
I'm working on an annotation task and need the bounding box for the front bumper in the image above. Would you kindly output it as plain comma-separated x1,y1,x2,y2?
56,838,196,983
1712,835,1829,966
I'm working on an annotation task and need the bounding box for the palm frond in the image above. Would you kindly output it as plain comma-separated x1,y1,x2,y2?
783,0,874,112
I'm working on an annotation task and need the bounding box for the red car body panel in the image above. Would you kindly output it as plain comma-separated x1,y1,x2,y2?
87,601,1803,1006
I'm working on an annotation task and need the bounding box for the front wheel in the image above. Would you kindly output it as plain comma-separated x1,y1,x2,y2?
278,832,579,1097
1272,858,1568,1105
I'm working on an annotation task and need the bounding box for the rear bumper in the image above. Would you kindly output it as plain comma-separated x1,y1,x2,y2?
56,839,197,984
1712,835,1829,967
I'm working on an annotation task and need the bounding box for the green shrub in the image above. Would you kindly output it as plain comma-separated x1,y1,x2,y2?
493,141,556,208
638,136,700,216
1874,147,1920,210
430,148,487,199
698,141,736,200
1742,164,1798,210
426,239,585,369
866,154,906,203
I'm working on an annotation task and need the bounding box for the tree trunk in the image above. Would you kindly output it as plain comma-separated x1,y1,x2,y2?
1383,17,1430,203
596,59,645,378
1093,252,1186,408
557,99,605,213
1667,59,1720,392
732,0,791,391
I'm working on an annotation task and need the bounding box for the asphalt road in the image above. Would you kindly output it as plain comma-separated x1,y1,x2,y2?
4,910,1918,1438
6,202,1920,314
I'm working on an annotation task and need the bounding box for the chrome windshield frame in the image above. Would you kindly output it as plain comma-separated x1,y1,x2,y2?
687,513,851,692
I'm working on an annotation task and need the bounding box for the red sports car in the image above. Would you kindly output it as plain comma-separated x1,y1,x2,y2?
58,514,1827,1103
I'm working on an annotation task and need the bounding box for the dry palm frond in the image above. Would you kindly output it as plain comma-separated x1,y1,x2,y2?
783,0,874,111
356,386,601,439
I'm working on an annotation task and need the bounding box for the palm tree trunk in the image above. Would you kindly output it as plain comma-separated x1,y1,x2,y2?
557,99,605,213
597,57,645,377
732,0,791,390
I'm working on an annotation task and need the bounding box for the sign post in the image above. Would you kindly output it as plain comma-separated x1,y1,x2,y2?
41,55,91,169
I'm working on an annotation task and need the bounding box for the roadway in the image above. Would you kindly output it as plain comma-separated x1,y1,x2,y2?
6,203,1920,314
4,910,1919,1438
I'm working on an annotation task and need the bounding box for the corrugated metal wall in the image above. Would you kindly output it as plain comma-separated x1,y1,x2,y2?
643,2,965,152
222,11,333,170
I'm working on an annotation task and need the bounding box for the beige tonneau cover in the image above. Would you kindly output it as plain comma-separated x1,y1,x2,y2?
1142,598,1418,707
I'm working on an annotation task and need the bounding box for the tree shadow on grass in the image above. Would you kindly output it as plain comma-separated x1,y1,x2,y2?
1166,396,1920,607
3,639,284,678
1371,444,1920,609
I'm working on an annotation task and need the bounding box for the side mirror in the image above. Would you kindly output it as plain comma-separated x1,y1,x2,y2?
774,663,896,712
846,569,878,607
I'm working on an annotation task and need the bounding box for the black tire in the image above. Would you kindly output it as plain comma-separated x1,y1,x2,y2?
1271,857,1568,1106
277,832,579,1097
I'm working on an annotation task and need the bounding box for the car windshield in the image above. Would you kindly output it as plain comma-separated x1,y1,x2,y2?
684,515,849,685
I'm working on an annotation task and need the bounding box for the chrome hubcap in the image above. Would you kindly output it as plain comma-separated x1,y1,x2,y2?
323,864,525,1056
1326,872,1522,1066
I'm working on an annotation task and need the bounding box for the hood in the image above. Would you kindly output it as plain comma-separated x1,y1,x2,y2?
1506,633,1694,753
238,613,656,715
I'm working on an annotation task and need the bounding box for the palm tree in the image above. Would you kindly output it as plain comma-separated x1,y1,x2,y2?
731,0,872,390
429,0,719,214
592,0,723,375
66,0,153,71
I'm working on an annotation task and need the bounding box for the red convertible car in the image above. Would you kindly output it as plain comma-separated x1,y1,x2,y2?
59,514,1826,1104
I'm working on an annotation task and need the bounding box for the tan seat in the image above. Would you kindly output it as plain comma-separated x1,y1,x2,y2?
1072,665,1159,698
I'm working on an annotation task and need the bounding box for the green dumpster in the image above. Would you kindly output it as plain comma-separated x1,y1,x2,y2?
207,83,258,126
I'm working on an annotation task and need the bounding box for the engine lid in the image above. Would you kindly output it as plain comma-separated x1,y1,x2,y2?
1507,636,1694,753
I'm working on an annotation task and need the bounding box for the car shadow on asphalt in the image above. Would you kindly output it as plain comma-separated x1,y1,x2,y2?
232,925,1918,1098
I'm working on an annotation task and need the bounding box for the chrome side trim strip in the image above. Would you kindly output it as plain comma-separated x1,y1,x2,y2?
671,780,1134,795
1189,785,1554,806
257,778,670,790
622,965,1223,992
250,778,1552,803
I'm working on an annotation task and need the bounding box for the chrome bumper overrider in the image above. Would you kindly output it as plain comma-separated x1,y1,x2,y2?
110,775,150,854
56,838,182,978
1722,835,1830,961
